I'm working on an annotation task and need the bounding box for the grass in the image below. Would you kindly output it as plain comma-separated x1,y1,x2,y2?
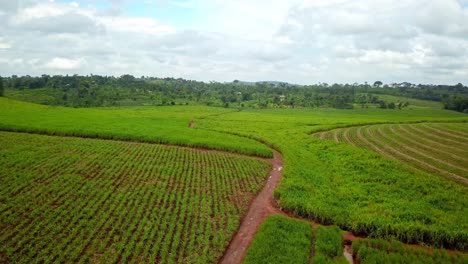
0,97,272,158
1,97,468,251
0,131,271,263
370,93,444,109
245,221,349,264
315,123,468,183
243,215,312,264
197,107,468,250
5,88,58,105
313,226,348,264
352,238,468,263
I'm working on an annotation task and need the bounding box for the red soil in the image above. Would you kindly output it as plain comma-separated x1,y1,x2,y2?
219,152,285,264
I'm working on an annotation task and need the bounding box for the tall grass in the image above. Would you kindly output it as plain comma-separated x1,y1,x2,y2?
244,215,313,264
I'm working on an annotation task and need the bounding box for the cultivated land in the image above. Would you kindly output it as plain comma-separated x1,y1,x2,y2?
1,95,468,262
315,123,468,184
0,132,270,263
243,215,313,264
352,238,468,263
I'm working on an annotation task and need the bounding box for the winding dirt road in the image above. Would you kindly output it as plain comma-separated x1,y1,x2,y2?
219,152,285,264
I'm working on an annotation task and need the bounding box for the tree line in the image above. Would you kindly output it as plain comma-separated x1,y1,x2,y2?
1,75,467,112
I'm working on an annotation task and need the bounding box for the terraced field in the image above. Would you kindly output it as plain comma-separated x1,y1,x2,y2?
315,123,468,184
0,132,270,263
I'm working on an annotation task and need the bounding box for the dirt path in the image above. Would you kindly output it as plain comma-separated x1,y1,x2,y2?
219,151,284,264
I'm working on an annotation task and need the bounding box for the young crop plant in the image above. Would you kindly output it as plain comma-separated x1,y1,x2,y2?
316,122,468,183
3,95,468,255
0,131,271,263
352,238,468,263
243,215,313,264
313,226,349,264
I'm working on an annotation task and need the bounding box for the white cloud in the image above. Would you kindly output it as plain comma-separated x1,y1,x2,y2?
0,0,467,84
44,57,84,70
0,38,11,49
98,16,175,35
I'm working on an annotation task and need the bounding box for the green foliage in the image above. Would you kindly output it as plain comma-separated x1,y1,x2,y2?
2,96,468,252
4,74,467,111
0,76,4,96
317,123,468,182
315,226,343,258
0,98,272,158
0,132,271,263
313,226,349,264
197,107,468,250
353,238,468,264
443,95,468,113
244,215,312,264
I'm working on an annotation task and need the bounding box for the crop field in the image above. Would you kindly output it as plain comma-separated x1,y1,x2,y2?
243,215,312,264
0,132,270,263
352,238,467,263
0,98,272,158
200,110,468,250
315,122,468,184
246,216,468,263
1,96,468,261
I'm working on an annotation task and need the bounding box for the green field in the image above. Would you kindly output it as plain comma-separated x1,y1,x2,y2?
246,216,468,264
197,107,468,250
0,132,270,263
370,93,444,109
313,226,348,264
1,95,468,261
0,98,272,158
243,215,312,264
315,123,468,184
352,238,467,263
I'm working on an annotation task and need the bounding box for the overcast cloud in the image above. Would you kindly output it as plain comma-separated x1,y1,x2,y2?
0,0,467,84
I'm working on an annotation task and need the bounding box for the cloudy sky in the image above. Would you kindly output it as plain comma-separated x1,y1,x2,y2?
0,0,467,84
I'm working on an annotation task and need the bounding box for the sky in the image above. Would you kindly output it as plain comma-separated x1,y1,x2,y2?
0,0,467,84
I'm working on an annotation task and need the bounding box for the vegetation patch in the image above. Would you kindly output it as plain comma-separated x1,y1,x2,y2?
0,132,270,263
313,226,348,264
352,238,468,263
315,123,468,183
0,98,272,158
243,215,312,264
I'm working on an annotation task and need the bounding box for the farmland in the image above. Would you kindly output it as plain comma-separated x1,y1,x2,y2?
0,98,272,158
315,123,468,184
243,215,312,264
3,0,468,260
0,132,270,263
199,108,468,250
1,95,468,261
352,238,467,263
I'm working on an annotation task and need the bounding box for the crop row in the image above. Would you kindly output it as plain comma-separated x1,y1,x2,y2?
317,123,468,183
0,97,273,158
352,238,468,263
0,131,271,263
246,216,468,264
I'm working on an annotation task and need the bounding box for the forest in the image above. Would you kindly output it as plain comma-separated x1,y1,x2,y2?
1,75,467,112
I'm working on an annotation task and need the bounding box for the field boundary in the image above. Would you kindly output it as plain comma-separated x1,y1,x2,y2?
313,122,468,185
0,127,272,159
307,119,468,135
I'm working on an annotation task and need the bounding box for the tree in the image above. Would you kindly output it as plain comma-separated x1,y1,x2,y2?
0,76,4,96
373,81,383,87
378,100,387,109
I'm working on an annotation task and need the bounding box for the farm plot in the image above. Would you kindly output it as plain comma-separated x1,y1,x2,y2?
0,132,271,264
352,238,467,263
315,123,468,184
